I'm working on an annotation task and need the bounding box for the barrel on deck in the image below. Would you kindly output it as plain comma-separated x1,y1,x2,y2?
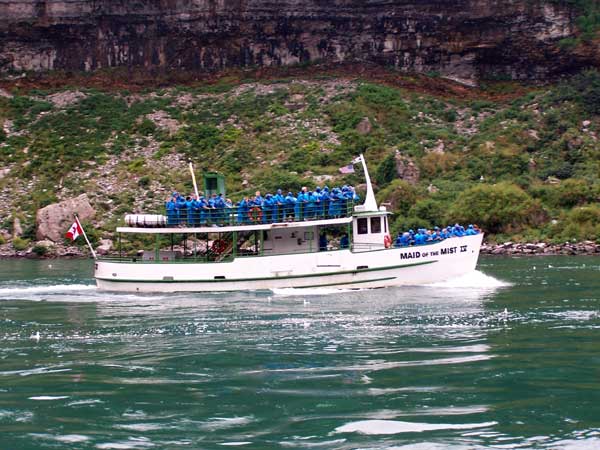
124,214,167,228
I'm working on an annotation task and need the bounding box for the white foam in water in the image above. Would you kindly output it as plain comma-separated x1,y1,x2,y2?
334,419,497,435
426,270,510,289
28,396,70,401
0,284,95,297
272,287,355,297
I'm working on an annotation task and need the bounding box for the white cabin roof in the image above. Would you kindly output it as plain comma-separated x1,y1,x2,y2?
116,216,353,234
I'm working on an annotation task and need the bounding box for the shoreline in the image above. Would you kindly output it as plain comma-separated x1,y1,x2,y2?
1,240,599,259
480,241,600,256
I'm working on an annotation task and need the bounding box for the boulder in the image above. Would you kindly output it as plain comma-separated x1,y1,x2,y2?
394,151,420,185
96,239,113,256
36,194,95,242
356,117,372,135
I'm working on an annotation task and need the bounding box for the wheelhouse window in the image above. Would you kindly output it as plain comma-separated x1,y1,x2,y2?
370,217,382,234
357,218,368,234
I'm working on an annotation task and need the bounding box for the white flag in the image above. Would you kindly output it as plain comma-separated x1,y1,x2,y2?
351,155,363,164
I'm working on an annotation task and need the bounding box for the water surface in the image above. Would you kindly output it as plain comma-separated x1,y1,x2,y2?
0,256,599,449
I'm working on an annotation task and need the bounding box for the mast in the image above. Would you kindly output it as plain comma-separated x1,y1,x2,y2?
357,154,378,212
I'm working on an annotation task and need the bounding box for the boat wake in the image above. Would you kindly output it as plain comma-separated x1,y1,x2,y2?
272,287,355,297
0,283,96,298
271,270,509,298
426,270,511,289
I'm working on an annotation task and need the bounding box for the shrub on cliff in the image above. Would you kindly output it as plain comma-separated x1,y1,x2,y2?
550,204,600,242
376,179,418,215
447,182,545,234
374,151,397,186
551,69,600,115
407,198,446,229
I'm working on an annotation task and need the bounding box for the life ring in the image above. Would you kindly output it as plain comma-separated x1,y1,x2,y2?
384,234,392,249
211,239,227,254
248,206,263,223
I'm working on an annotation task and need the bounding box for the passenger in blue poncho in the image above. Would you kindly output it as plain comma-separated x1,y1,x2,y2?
237,197,249,224
190,196,201,226
466,224,478,235
273,189,285,222
319,233,328,251
414,229,428,245
185,195,194,225
328,188,341,218
176,194,187,226
295,188,308,220
263,193,274,223
165,194,178,226
306,191,317,219
319,187,330,219
340,233,349,249
284,192,296,221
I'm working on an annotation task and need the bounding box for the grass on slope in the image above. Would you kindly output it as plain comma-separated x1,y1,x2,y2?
0,70,599,247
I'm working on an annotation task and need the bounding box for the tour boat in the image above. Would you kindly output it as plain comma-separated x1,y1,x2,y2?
94,156,483,292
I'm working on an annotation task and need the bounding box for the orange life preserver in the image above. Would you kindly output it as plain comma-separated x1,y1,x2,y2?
384,234,392,249
211,239,227,254
248,206,263,223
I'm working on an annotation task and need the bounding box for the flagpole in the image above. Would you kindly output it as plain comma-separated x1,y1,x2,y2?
75,214,97,260
189,161,200,199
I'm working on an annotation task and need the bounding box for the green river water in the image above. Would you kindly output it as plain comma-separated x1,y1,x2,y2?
0,256,599,449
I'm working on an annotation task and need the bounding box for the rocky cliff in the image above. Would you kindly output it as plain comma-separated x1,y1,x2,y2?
0,0,595,82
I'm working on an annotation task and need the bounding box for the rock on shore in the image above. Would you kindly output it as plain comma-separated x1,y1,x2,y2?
481,241,600,256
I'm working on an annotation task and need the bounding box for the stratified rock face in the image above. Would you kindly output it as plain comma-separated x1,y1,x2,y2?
0,0,593,81
36,194,95,242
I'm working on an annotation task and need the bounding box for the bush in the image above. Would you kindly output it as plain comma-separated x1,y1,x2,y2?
550,204,600,242
391,215,431,236
138,176,151,188
376,179,418,215
554,178,593,207
32,243,49,256
136,118,157,136
448,182,545,234
374,151,397,186
408,198,446,228
12,237,30,251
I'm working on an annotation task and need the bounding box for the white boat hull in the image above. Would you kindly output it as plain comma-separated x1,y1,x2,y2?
95,234,484,293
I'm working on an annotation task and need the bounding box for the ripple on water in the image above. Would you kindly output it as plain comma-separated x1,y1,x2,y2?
334,419,498,435
30,433,91,443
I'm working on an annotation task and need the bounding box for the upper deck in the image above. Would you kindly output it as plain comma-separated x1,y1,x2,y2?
120,201,356,234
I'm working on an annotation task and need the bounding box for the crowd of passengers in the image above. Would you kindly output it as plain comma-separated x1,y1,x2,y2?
165,185,361,226
394,224,481,247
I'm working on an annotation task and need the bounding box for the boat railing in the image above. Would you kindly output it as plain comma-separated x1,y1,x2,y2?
126,201,356,228
99,244,355,264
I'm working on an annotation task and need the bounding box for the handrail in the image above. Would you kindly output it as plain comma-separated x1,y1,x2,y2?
128,201,355,228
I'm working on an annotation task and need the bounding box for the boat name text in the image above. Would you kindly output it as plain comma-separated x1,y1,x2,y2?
400,245,468,260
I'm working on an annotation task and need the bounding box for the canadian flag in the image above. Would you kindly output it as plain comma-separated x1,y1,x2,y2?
65,218,83,241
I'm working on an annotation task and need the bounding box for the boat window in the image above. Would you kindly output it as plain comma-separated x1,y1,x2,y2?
304,231,314,240
357,218,368,234
370,217,382,234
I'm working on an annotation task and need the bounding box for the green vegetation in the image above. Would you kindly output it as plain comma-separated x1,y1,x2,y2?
0,70,599,246
556,0,600,46
12,237,30,251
